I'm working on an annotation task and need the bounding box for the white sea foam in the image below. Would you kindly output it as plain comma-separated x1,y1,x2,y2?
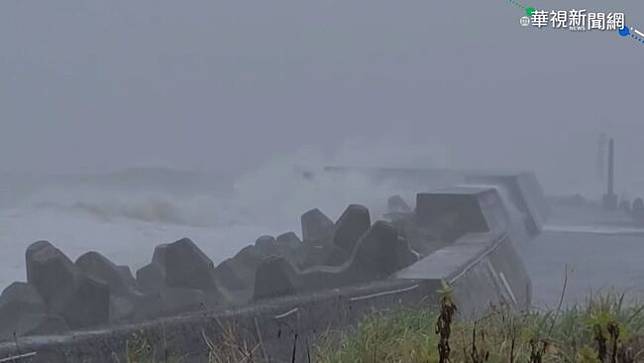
0,143,448,290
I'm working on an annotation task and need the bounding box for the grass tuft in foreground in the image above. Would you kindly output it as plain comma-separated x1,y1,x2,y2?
122,290,644,362
315,292,644,363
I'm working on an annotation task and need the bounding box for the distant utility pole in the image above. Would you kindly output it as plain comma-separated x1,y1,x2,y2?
602,137,618,210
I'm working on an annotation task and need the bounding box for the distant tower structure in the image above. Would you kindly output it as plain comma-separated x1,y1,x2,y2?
597,133,607,181
602,138,618,210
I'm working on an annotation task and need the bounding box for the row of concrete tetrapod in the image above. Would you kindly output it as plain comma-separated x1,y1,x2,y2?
0,181,547,361
0,199,436,342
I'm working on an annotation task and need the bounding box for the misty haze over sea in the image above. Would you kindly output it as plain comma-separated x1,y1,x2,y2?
0,144,463,291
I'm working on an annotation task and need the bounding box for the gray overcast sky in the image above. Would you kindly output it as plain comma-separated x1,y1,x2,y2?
1,0,643,190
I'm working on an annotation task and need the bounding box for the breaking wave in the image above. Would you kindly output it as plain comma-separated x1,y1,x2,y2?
19,141,450,230
0,141,450,289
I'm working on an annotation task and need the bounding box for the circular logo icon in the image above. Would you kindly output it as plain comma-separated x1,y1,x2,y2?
520,16,531,27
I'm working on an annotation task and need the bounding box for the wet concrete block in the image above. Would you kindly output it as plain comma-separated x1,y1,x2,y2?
280,221,418,295
415,187,504,242
134,287,208,319
350,221,415,278
416,189,488,231
0,282,69,340
25,241,110,329
26,241,77,308
252,257,298,301
332,204,371,253
213,258,248,291
275,232,304,265
117,265,138,286
323,245,353,266
0,282,45,314
0,313,68,341
164,238,219,292
109,295,137,323
136,244,168,293
229,245,265,287
296,241,333,269
255,235,278,255
301,208,335,243
396,236,421,267
136,264,163,294
76,251,140,297
61,275,110,329
276,232,301,248
465,171,549,237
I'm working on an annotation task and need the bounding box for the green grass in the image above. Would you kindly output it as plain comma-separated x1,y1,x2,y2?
122,292,644,362
315,293,644,363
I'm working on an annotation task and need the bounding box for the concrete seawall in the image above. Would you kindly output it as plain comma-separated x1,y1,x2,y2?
397,232,530,317
0,279,440,362
0,233,530,362
0,176,542,362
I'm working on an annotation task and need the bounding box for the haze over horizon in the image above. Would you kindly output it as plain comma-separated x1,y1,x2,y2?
2,0,643,193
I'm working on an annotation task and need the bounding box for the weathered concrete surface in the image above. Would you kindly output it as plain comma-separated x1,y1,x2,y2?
396,231,531,317
252,257,298,301
465,171,549,237
0,279,439,363
164,238,220,293
387,187,510,259
0,227,532,362
275,232,301,249
415,186,511,242
0,283,69,341
26,241,111,330
298,204,374,268
0,175,539,361
134,240,239,320
331,204,371,260
300,208,334,243
76,251,140,298
213,258,247,291
135,244,168,293
252,221,419,301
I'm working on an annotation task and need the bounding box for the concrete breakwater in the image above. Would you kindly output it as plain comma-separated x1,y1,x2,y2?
0,172,546,362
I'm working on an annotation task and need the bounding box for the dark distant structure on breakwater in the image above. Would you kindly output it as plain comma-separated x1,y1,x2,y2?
602,137,618,210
